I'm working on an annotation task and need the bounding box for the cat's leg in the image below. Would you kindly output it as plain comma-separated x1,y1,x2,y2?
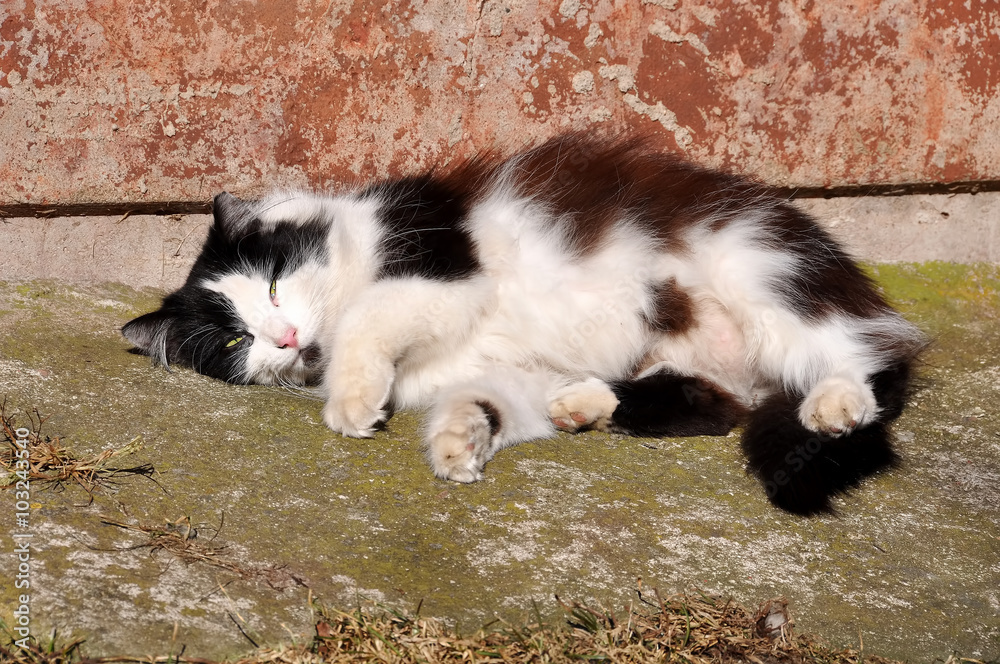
549,368,747,437
425,395,500,483
756,312,916,437
322,277,494,437
430,367,738,482
425,367,555,482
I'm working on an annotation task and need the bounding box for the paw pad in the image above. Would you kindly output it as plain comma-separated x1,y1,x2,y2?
548,379,619,432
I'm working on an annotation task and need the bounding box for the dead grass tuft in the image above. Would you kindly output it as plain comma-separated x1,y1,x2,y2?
100,516,309,591
1,401,156,502
1,590,992,664
292,591,899,664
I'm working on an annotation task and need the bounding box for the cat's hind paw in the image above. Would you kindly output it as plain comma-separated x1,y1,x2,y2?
426,402,496,483
799,376,877,436
548,378,619,432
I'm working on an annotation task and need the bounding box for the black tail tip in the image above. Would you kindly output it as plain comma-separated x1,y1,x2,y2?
741,394,901,516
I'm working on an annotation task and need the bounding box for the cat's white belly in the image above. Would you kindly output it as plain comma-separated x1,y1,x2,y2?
390,307,650,410
389,273,654,409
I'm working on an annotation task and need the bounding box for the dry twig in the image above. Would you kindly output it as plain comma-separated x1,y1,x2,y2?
1,401,156,502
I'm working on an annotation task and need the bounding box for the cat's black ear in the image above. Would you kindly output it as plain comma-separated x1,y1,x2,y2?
212,192,255,238
122,310,174,366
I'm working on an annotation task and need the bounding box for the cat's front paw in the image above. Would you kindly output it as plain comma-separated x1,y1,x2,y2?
426,402,495,483
323,361,394,438
799,376,877,436
322,397,386,438
548,378,619,432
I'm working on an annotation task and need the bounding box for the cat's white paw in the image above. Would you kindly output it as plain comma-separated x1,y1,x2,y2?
427,402,495,483
548,378,619,432
322,397,385,438
799,376,877,436
323,361,394,438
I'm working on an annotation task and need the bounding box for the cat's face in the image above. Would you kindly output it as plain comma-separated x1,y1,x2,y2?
122,193,328,386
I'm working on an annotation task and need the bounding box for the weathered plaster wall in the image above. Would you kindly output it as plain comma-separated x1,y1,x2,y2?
2,0,998,207
5,191,1000,290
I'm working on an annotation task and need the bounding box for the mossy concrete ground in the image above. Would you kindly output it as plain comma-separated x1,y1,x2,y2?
0,264,998,661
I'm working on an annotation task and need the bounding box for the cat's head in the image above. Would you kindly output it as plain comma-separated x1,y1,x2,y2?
122,192,328,386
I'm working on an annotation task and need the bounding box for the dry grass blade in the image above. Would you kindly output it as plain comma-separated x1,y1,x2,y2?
0,633,217,664
0,632,87,664
0,401,157,502
100,516,309,591
3,592,992,664
247,592,929,664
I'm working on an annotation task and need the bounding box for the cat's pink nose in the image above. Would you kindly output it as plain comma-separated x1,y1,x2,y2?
277,327,299,349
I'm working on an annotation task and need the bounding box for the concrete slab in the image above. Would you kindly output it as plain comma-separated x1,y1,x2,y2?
798,192,1000,264
0,264,998,660
1,214,210,290
2,192,998,292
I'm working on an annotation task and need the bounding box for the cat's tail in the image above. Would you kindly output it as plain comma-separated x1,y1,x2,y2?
607,371,749,438
740,361,915,516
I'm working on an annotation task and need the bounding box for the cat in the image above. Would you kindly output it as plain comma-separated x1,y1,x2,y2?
122,133,926,515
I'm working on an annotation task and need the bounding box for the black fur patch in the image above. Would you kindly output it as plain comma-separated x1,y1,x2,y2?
506,133,750,256
761,203,890,320
608,371,748,437
199,193,330,283
645,278,695,334
474,400,503,436
368,176,480,281
122,287,254,382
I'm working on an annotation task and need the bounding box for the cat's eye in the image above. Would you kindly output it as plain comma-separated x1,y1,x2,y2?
225,336,245,348
269,278,278,305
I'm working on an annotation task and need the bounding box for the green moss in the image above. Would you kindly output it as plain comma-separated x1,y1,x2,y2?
870,261,1000,306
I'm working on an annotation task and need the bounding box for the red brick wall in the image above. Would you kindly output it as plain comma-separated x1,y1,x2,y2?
1,0,997,206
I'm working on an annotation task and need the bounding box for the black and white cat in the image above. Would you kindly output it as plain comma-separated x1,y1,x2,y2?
122,133,925,515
